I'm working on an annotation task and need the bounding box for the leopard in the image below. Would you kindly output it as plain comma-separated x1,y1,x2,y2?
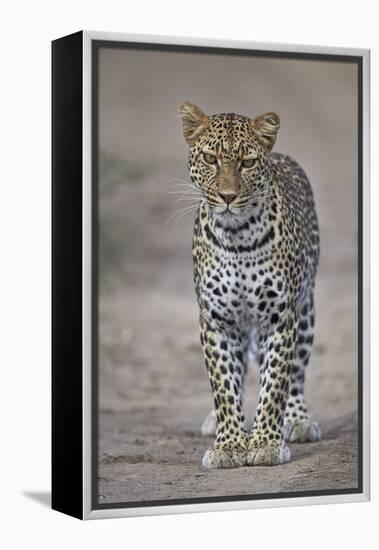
178,102,321,469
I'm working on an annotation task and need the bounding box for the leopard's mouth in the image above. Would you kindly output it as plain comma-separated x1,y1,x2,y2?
211,203,246,215
210,205,247,222
210,203,234,214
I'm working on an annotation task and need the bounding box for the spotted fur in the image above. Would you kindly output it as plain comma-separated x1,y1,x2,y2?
179,102,321,468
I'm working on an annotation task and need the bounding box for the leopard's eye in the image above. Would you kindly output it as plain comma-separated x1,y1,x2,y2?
241,158,257,169
203,152,217,165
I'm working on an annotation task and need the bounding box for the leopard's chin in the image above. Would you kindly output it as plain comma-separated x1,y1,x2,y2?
211,207,237,220
211,206,252,230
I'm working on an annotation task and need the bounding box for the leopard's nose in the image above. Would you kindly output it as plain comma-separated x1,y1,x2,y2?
218,191,237,204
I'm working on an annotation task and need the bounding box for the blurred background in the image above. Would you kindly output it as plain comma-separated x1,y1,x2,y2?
97,46,358,504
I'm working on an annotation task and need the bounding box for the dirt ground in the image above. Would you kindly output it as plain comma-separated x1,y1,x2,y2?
97,48,359,504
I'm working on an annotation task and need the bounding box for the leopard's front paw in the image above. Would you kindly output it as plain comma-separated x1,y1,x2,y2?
284,419,321,443
247,443,291,466
202,444,247,469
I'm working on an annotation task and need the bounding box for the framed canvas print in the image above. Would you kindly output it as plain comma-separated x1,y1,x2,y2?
52,31,370,520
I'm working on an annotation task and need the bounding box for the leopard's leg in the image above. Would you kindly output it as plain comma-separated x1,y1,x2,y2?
200,318,248,469
283,291,321,443
247,313,296,466
201,328,256,436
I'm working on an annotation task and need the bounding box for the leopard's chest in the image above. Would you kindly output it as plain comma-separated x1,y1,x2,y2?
197,250,288,328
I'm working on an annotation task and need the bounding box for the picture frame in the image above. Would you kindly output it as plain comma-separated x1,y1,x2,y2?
52,30,370,520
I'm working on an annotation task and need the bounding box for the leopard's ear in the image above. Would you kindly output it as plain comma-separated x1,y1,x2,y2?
179,102,209,145
251,112,280,150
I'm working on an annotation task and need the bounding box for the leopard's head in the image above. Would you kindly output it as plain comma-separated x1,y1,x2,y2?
179,102,280,218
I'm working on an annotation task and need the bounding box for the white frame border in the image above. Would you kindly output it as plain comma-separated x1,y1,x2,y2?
82,31,370,520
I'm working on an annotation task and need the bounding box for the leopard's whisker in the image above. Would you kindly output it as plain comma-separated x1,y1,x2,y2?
166,203,200,225
167,179,201,191
168,185,202,194
171,205,200,226
167,178,202,190
168,190,203,197
175,196,203,203
168,184,201,189
167,177,193,184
